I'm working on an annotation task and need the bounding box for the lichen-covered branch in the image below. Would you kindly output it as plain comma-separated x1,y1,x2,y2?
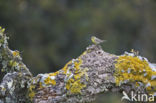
0,27,32,103
0,28,155,103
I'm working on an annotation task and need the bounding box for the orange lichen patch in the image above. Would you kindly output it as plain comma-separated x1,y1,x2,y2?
115,54,156,93
44,76,56,85
62,60,72,74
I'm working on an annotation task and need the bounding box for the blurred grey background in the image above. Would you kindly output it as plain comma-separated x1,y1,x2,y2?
0,0,156,102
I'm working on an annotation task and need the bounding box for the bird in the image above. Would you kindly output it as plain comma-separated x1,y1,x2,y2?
91,36,106,45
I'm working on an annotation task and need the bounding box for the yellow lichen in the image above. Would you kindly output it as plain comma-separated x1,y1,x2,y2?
49,71,59,76
65,57,88,94
8,60,14,66
62,60,72,74
28,84,36,100
39,82,43,88
66,79,86,94
80,51,87,56
28,90,35,99
8,60,18,67
115,54,156,93
44,76,56,85
74,58,82,71
39,51,88,94
12,50,20,57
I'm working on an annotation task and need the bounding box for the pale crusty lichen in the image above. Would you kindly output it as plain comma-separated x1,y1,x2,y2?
115,50,156,95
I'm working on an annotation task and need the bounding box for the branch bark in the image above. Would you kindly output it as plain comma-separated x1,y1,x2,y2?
0,28,155,103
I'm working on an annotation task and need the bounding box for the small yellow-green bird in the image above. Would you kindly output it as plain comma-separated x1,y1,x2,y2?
91,36,106,45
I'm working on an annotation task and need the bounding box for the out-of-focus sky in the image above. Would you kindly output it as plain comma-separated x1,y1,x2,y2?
0,0,155,102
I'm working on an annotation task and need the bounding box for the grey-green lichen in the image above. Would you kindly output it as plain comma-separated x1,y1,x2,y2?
0,27,32,103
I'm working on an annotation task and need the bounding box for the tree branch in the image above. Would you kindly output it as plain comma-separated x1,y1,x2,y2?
0,28,155,103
